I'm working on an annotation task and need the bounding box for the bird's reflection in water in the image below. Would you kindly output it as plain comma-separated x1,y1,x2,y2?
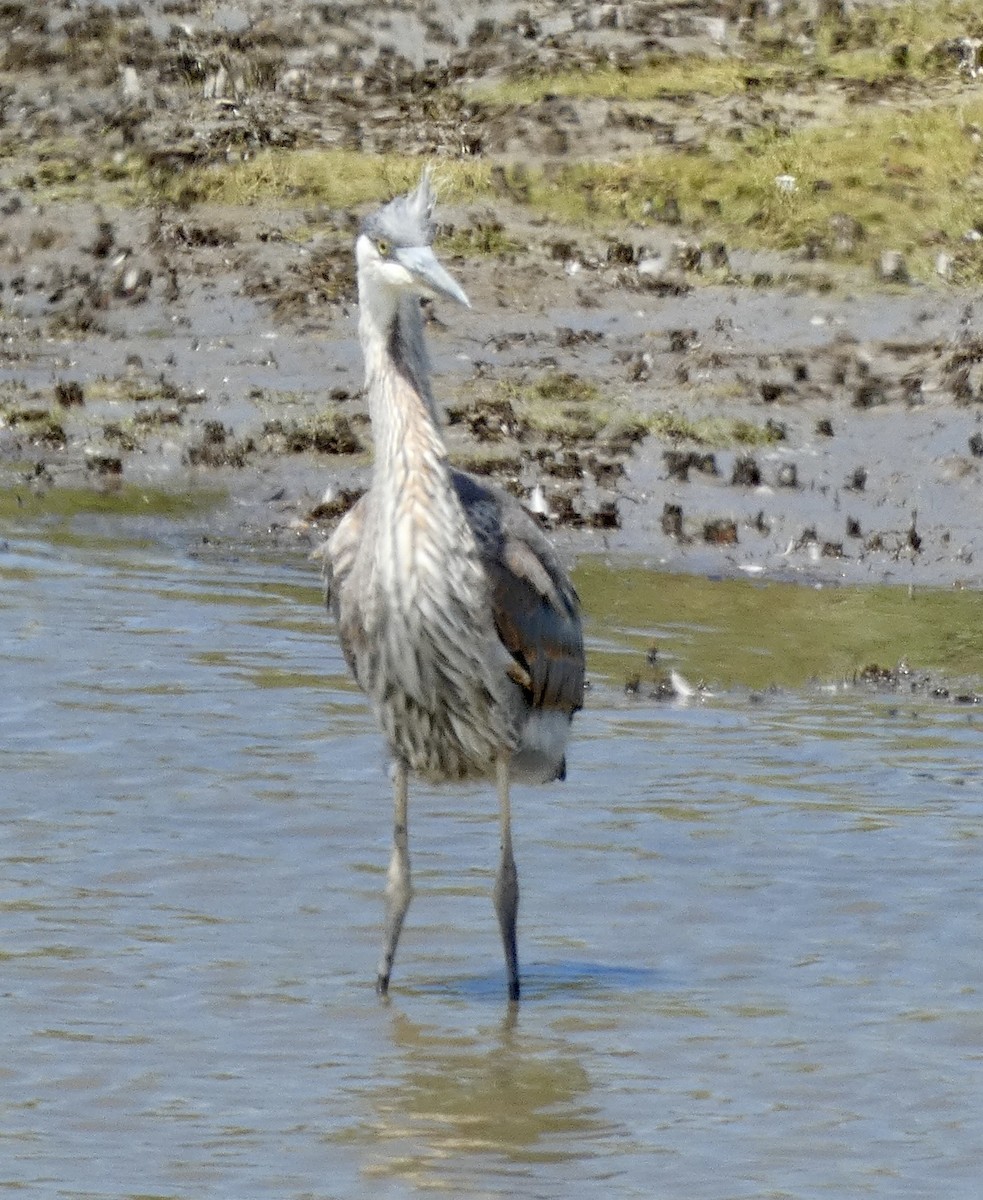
348,1009,613,1188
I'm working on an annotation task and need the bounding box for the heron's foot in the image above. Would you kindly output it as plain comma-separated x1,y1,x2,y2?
376,942,400,998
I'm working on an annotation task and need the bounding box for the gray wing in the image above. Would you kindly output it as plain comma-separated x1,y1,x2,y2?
318,493,370,677
451,469,585,715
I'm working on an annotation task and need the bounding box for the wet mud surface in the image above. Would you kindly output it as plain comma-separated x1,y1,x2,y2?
1,1,982,589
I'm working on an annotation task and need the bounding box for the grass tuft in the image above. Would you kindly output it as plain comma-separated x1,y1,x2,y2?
648,411,784,447
150,150,491,211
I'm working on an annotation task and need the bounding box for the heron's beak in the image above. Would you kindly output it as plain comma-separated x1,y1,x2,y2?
395,245,471,308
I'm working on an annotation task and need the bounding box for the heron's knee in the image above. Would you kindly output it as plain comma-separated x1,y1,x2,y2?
385,852,412,907
386,874,412,909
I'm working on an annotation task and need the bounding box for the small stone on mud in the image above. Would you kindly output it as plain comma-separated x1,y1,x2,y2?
87,221,115,259
119,64,141,102
846,466,868,491
731,455,762,487
969,432,983,457
308,488,363,522
668,328,699,353
703,242,729,270
663,449,718,482
776,463,798,488
664,450,691,481
86,453,123,476
589,500,620,529
816,418,834,437
462,396,521,442
606,241,635,265
703,518,738,546
604,420,647,455
858,663,896,685
55,380,84,407
527,483,551,519
556,327,602,349
829,212,865,255
853,379,889,408
536,448,581,480
186,420,256,468
655,196,681,225
202,421,228,445
637,256,666,281
551,492,584,528
546,239,579,262
879,250,909,284
589,457,623,485
671,242,702,272
661,503,684,538
115,265,152,300
627,351,653,381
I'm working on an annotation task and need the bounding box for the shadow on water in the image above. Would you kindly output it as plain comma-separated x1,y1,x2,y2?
413,960,666,1003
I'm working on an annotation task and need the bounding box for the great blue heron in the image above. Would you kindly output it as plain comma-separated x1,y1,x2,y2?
322,171,584,1002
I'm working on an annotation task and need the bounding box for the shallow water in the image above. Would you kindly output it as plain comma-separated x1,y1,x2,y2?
2,500,981,1199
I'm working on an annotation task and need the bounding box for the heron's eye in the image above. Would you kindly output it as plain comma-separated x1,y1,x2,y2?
375,238,391,257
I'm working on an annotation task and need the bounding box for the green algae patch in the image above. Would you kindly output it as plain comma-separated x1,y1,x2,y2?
0,483,224,523
576,562,983,691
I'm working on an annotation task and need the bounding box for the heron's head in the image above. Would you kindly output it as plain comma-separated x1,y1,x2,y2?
356,170,470,310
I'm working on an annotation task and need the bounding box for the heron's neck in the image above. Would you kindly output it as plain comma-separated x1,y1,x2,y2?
359,284,448,488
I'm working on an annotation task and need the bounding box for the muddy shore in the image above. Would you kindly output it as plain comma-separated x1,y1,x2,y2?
2,1,982,590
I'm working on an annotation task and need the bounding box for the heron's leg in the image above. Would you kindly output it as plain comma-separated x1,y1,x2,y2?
377,759,411,996
492,754,520,1003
